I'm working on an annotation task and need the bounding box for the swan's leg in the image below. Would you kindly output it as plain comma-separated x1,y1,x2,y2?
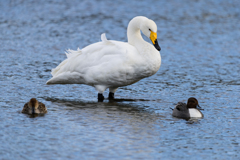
94,85,107,102
108,92,114,100
98,93,104,102
108,87,118,100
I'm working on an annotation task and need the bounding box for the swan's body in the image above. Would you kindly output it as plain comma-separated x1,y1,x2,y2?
172,97,203,119
22,98,47,114
47,16,161,101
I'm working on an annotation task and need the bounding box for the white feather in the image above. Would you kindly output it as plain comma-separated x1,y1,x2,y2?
101,33,108,42
65,47,82,58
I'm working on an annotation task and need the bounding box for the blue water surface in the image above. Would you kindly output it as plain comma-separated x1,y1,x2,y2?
0,0,240,159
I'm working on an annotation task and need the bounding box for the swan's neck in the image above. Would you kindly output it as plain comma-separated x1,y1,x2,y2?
127,17,146,46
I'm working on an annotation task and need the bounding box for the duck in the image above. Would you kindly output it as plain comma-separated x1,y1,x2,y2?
22,98,47,114
172,97,203,119
46,16,161,102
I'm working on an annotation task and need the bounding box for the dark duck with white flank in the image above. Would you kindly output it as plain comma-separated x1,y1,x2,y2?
172,97,203,119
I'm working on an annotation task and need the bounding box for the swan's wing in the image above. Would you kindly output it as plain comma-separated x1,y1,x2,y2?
65,47,82,58
47,33,141,86
51,33,111,77
51,48,82,76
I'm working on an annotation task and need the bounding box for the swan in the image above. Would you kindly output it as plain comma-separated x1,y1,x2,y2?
22,98,47,114
172,97,203,120
46,16,161,101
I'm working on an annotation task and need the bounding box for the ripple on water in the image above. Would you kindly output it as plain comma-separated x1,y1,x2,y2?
0,0,240,159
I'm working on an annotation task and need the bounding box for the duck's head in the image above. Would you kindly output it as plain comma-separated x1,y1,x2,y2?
28,98,39,114
187,97,200,109
140,18,161,51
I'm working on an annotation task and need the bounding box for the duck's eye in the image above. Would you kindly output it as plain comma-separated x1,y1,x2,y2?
149,29,151,31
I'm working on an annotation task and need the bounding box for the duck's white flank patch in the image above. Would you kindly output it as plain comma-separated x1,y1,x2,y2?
189,108,202,118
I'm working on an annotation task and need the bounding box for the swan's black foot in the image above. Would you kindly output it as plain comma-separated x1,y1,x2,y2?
98,93,104,102
108,92,114,100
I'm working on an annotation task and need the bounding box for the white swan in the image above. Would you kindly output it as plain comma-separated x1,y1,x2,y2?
46,16,161,101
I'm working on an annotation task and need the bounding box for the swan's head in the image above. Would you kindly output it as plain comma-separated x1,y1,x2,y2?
140,18,161,51
28,98,39,114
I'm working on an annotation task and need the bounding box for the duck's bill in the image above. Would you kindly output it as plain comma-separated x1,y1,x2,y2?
197,105,204,110
153,39,161,51
150,31,161,51
32,107,35,114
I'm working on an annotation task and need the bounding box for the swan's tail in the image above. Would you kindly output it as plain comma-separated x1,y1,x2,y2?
47,48,82,84
51,48,82,76
50,59,68,77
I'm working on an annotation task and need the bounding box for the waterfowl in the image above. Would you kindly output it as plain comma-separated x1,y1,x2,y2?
22,98,47,114
46,16,161,101
172,97,203,119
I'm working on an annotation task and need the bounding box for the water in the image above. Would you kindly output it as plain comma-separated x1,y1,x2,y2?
0,0,240,159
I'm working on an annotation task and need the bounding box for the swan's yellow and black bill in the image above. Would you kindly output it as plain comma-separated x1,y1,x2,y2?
150,31,161,51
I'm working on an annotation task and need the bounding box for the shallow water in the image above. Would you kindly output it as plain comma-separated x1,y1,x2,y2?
0,0,240,159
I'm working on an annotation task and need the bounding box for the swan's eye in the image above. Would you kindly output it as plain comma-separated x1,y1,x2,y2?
149,29,151,31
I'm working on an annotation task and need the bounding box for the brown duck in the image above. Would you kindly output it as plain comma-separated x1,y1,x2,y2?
22,98,47,114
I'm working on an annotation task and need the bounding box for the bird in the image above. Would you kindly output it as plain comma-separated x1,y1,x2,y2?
172,97,203,119
22,98,47,114
46,16,161,102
